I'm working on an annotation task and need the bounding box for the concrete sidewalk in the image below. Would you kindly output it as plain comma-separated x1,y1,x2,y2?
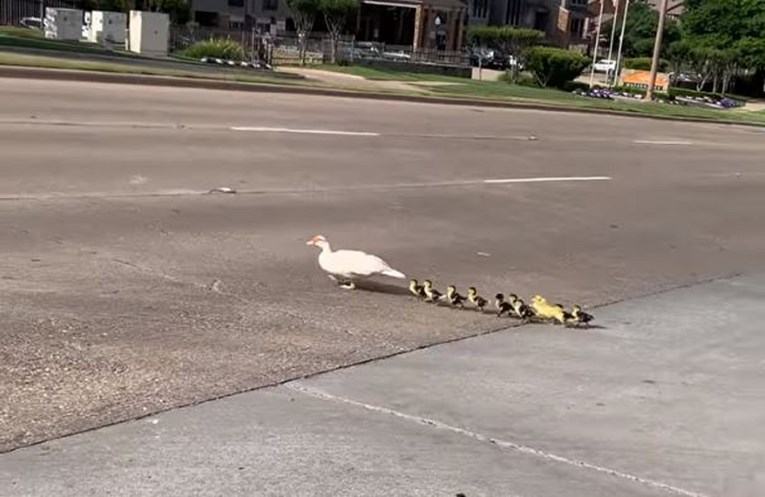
2,274,764,497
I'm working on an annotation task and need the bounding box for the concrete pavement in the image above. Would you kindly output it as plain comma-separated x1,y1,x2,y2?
2,274,763,497
1,77,765,463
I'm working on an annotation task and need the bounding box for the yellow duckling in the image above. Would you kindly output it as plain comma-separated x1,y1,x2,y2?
531,295,566,324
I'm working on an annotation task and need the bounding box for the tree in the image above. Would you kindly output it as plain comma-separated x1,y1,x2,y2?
286,0,321,65
467,26,543,54
665,39,693,82
82,0,189,23
682,0,765,93
683,0,765,50
467,26,544,81
525,46,589,88
320,0,358,64
602,0,681,58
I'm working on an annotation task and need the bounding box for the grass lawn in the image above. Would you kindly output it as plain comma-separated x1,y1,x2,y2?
320,64,765,125
431,82,765,124
2,49,764,126
317,64,469,83
0,52,306,85
0,26,141,58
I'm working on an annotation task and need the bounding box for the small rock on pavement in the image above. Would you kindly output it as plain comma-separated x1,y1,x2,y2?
208,187,237,194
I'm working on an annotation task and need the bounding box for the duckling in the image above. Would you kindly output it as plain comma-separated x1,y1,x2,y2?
422,280,443,303
568,305,594,328
467,287,488,312
408,278,426,299
445,285,466,308
531,295,566,324
494,293,513,317
508,294,534,320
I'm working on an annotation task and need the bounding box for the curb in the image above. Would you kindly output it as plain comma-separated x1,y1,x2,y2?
0,65,762,128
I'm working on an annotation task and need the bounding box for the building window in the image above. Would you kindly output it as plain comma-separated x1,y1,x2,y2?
471,0,488,18
263,0,278,11
228,0,245,6
569,17,584,38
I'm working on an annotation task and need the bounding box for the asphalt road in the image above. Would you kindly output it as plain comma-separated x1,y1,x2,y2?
1,77,764,487
3,274,764,497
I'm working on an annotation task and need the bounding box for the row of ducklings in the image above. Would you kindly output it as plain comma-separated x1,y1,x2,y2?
408,278,593,328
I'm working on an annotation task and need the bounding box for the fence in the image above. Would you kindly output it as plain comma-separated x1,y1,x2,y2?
170,27,349,66
1,0,84,26
337,41,468,67
4,5,470,69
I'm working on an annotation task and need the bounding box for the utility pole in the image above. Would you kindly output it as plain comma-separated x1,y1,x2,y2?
645,0,669,101
588,0,607,88
613,0,631,87
607,0,619,63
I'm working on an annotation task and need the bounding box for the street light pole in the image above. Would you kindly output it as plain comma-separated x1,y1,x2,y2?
645,0,669,101
607,0,619,63
613,0,631,87
588,0,607,88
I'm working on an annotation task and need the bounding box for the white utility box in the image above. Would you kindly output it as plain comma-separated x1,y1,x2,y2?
88,10,127,44
44,8,83,41
128,10,169,56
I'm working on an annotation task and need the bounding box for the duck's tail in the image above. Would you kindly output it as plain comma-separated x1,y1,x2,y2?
381,268,406,279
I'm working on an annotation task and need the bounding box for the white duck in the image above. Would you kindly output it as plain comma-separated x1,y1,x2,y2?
306,235,406,289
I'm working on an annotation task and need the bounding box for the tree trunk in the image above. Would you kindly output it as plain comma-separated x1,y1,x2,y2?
298,32,306,65
722,66,735,95
330,34,338,64
325,13,347,65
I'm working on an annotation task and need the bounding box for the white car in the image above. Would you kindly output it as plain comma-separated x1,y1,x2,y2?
593,59,616,73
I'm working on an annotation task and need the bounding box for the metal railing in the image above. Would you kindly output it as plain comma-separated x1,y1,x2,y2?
1,0,84,26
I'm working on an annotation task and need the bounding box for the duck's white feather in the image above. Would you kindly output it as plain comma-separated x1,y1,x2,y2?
318,249,404,279
308,236,405,281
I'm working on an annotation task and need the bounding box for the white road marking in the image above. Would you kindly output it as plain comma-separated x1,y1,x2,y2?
633,140,693,145
230,126,380,136
484,176,611,184
287,382,710,497
0,177,612,201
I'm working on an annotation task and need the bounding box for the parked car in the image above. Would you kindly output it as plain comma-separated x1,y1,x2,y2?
593,59,616,73
351,42,382,60
19,17,43,30
382,50,411,61
469,48,508,70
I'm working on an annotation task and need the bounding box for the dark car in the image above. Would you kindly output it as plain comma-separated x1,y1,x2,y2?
469,48,508,70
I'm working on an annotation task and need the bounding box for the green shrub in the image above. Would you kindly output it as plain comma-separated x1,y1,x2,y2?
515,73,540,87
611,84,646,96
182,39,246,61
500,72,539,87
498,71,513,83
525,47,588,88
562,80,590,92
624,57,669,72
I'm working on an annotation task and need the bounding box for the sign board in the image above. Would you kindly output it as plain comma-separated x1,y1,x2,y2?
621,70,670,91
